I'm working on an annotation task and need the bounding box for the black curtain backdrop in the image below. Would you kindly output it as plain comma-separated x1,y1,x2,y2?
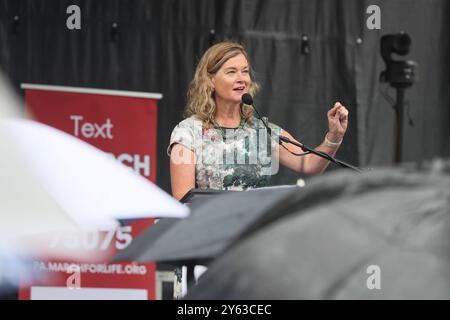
1,0,449,193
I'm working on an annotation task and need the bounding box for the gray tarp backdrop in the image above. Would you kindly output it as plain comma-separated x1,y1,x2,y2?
1,0,449,193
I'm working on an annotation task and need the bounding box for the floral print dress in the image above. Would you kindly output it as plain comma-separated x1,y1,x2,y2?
168,115,283,191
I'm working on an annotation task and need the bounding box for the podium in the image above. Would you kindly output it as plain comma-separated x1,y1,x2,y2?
180,188,233,205
115,185,300,297
180,185,298,205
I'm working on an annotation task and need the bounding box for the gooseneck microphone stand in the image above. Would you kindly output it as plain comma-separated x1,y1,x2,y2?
277,135,362,173
241,94,362,173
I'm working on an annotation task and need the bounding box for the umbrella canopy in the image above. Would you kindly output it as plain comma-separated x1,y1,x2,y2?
0,74,21,119
0,74,188,287
114,185,299,265
113,189,218,262
0,72,189,298
187,160,450,299
1,74,80,293
0,75,79,244
0,118,189,231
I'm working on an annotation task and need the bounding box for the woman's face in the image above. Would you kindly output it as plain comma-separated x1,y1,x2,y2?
211,53,251,105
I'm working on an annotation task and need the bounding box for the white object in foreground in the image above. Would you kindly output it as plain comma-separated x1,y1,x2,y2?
0,119,189,230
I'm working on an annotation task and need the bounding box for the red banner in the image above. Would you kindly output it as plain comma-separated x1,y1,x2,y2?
23,85,159,182
19,84,163,300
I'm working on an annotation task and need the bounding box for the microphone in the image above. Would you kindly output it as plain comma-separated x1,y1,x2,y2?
241,93,273,136
241,93,253,106
240,94,362,172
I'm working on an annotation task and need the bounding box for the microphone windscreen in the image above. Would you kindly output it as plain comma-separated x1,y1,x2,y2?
241,93,253,105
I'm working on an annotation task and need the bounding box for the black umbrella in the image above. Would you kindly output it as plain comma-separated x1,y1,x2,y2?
113,189,222,263
187,160,450,299
114,185,299,266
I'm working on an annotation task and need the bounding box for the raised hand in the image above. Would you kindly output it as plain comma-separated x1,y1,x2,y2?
326,102,349,142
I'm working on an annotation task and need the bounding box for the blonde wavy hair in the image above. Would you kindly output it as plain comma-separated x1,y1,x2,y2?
185,41,259,128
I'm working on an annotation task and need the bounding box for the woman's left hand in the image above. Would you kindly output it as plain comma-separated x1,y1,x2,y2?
326,102,349,142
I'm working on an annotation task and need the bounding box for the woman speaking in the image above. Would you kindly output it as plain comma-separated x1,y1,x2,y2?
168,41,348,200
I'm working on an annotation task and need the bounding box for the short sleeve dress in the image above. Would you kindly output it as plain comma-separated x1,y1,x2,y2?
168,115,283,191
